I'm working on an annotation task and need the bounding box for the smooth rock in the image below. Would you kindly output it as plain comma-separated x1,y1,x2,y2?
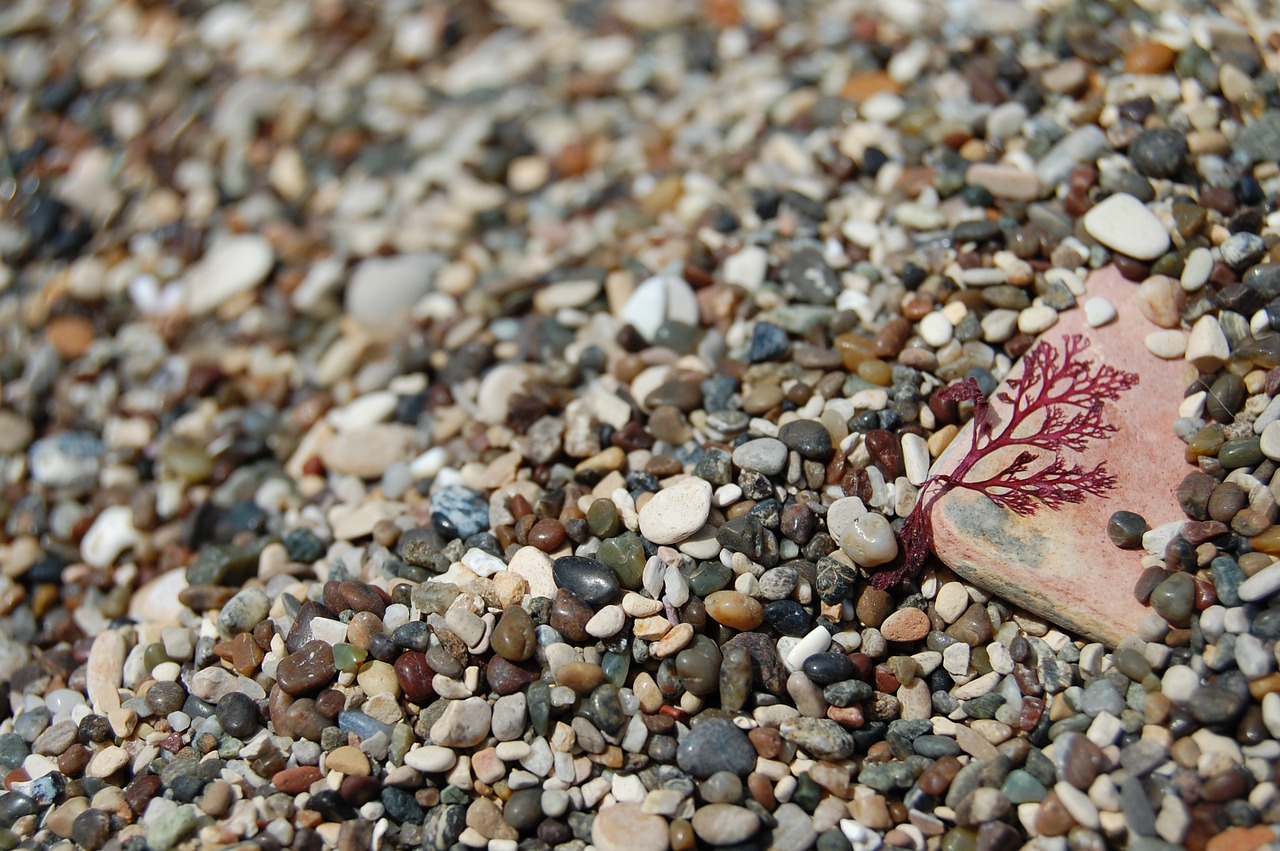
638,478,713,545
929,267,1186,645
1082,194,1170,260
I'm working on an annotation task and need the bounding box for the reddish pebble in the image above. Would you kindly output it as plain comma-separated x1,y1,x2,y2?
1195,579,1218,610
273,766,324,794
394,652,436,703
827,705,865,727
748,727,782,759
880,607,931,642
1205,826,1279,851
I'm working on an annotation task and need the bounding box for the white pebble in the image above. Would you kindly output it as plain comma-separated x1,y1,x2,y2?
80,506,139,569
1083,297,1117,328
1261,421,1280,462
1180,247,1212,291
1082,193,1171,260
1185,315,1230,372
1239,562,1280,603
785,625,833,671
1018,304,1058,335
902,433,930,486
840,514,898,567
918,312,954,347
1145,330,1187,359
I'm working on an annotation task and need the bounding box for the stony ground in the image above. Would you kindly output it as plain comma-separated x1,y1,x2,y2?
1,1,1280,851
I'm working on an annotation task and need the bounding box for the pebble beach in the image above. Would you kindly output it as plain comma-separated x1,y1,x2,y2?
2,1,1280,851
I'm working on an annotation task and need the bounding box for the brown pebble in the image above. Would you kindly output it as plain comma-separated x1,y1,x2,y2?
555,661,606,695
1124,42,1175,74
916,755,962,796
200,780,234,817
748,726,782,758
57,744,90,776
705,590,764,630
856,586,894,628
747,772,776,810
528,518,567,552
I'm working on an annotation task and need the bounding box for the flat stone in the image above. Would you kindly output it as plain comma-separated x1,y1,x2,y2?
184,235,274,314
592,802,669,851
929,267,1187,645
345,253,442,328
638,477,712,545
1082,194,1171,260
966,163,1040,200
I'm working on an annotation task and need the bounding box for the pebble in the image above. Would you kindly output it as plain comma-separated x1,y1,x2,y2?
184,235,274,314
676,717,757,778
691,804,760,845
345,253,442,328
638,477,712,545
593,802,669,851
1082,193,1171,260
1083,297,1116,328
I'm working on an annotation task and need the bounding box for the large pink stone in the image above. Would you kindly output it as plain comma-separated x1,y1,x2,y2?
928,266,1192,646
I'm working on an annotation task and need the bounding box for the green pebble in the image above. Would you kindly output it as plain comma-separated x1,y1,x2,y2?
0,828,16,851
332,643,367,672
186,540,266,586
587,499,621,539
961,692,1005,719
389,723,414,766
143,643,171,671
1149,252,1183,278
602,651,630,689
163,442,212,484
970,645,992,675
1149,571,1195,624
940,826,979,851
1218,437,1263,470
596,531,645,590
687,561,732,597
1002,768,1047,803
528,681,551,738
792,773,822,813
440,785,470,806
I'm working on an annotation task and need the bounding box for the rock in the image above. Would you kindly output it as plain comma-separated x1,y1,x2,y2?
779,717,856,760
1082,194,1171,261
928,267,1187,645
966,163,1040,200
880,608,931,642
1083,297,1117,327
1186,316,1230,371
29,431,103,490
692,804,761,845
321,424,416,479
782,248,840,305
592,802,669,851
733,438,788,475
1128,129,1187,178
86,631,125,716
430,697,492,748
345,253,442,328
638,477,713,545
216,588,270,635
779,420,834,461
676,717,757,778
431,485,490,540
80,506,139,569
552,557,619,607
184,235,274,314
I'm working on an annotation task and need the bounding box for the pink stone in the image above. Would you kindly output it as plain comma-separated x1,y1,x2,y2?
928,266,1191,646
